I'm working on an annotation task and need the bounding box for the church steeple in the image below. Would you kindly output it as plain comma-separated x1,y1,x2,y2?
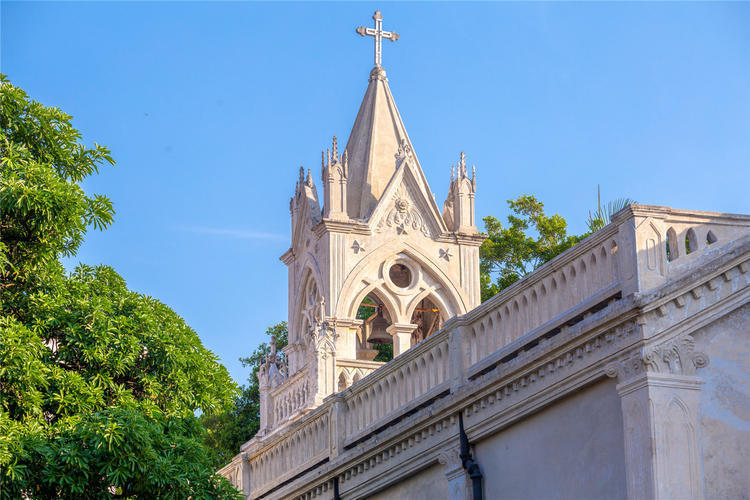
343,65,416,219
271,11,485,436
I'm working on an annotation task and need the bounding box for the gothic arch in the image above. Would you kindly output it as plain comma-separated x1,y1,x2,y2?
291,263,324,344
336,240,469,323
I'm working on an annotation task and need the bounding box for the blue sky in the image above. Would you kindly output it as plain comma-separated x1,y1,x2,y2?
3,2,749,385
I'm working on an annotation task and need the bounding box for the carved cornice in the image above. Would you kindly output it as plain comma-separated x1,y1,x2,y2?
605,333,709,383
280,248,295,265
313,219,372,237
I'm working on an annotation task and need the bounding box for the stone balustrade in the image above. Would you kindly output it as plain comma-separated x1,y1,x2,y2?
460,223,622,369
226,205,750,498
269,368,310,428
340,332,451,444
246,409,330,498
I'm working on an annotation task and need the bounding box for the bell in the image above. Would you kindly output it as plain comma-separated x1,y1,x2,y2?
366,310,393,344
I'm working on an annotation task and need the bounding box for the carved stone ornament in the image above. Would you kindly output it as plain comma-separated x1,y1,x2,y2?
376,183,430,237
310,320,338,355
438,448,462,470
605,334,709,382
395,138,413,165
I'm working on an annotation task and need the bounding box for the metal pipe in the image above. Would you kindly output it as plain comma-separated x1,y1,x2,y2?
458,411,483,500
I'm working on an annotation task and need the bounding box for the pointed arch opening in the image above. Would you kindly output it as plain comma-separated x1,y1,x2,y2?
356,290,395,362
409,295,445,345
685,228,698,254
666,227,679,261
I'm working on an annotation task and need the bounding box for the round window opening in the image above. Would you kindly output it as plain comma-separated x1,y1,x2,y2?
389,263,412,288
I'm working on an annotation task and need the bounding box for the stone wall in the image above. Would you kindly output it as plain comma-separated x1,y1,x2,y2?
365,464,449,500
475,379,627,500
694,303,750,499
219,205,750,499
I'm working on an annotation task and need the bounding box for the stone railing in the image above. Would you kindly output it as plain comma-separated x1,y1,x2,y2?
340,333,451,445
460,223,623,369
335,358,383,392
269,368,310,428
615,206,750,291
225,205,750,498
246,408,329,499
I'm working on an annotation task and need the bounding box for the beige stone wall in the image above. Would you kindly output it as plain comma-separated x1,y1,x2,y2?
365,464,449,500
226,207,750,500
694,303,750,500
474,379,627,500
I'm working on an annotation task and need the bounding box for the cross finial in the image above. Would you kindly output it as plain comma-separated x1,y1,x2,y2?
356,10,399,68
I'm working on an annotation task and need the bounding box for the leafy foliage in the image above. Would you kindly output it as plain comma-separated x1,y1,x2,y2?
0,74,240,498
587,186,635,232
479,195,586,301
202,322,288,468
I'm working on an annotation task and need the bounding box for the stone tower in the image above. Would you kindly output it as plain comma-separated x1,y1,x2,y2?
257,11,485,436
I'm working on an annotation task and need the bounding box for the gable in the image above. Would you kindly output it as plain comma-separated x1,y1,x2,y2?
370,159,448,237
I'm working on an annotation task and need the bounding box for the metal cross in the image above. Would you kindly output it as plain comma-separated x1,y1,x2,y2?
356,10,399,68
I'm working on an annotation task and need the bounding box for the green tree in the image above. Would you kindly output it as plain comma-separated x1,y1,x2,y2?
202,322,288,468
0,75,240,498
479,195,585,301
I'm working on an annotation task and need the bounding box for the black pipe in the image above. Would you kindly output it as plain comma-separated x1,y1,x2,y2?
458,411,483,500
333,475,341,500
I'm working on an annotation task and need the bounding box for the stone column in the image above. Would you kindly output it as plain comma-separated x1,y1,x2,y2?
387,323,418,357
438,447,469,500
310,321,339,404
606,334,709,500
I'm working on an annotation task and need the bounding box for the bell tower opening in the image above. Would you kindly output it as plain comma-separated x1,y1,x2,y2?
410,296,444,345
356,295,394,362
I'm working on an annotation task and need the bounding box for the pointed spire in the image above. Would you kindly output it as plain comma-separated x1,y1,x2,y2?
343,65,419,219
299,166,305,184
327,148,331,167
306,168,314,187
459,152,467,178
332,136,338,163
321,150,326,182
451,165,455,182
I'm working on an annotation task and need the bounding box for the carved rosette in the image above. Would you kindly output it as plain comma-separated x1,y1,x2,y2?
375,184,430,237
605,334,709,382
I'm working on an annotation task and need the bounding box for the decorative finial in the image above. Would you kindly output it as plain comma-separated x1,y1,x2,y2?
459,152,467,177
356,10,399,68
472,165,476,180
332,136,338,163
451,165,455,182
299,166,304,184
321,150,326,182
326,148,331,167
306,168,313,187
